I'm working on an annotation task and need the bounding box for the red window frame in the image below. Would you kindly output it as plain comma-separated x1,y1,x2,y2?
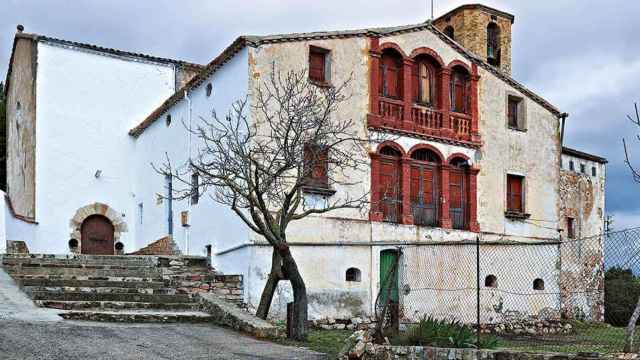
303,143,329,189
506,174,524,213
309,46,329,83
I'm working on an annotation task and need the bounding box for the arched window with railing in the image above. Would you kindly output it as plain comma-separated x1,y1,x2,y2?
380,49,404,100
410,148,441,227
378,145,403,223
450,66,470,114
412,56,440,107
449,157,470,230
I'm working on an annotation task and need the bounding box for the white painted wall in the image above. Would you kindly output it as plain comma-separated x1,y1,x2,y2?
32,42,176,253
132,48,250,256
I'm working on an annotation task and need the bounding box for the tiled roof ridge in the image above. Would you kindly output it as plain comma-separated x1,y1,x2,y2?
17,32,204,69
130,20,564,138
562,147,608,164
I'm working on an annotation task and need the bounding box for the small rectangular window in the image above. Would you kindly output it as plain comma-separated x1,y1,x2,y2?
191,172,200,205
592,166,597,177
507,96,524,130
309,46,330,84
567,217,576,239
580,164,586,174
569,160,575,171
303,143,329,189
138,203,144,225
506,174,524,213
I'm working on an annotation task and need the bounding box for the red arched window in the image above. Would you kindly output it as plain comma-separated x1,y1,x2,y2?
412,57,438,107
378,146,402,223
410,148,441,226
380,50,403,99
449,157,469,230
450,67,470,114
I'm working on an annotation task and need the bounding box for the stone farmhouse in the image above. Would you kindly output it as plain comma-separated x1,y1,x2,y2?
2,4,607,321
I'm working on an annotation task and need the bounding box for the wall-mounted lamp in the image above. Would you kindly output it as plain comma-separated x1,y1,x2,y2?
94,170,102,179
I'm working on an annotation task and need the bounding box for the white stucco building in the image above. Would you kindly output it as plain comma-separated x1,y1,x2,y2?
2,4,607,322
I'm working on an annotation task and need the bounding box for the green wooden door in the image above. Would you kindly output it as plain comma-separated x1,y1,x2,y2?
379,250,399,304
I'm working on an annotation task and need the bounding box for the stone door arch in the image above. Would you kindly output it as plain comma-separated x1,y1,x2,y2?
70,203,127,254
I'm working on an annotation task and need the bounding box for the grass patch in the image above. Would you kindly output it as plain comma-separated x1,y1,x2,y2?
497,322,638,355
273,329,352,359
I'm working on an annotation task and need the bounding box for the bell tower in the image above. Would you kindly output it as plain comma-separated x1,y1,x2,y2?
433,4,514,75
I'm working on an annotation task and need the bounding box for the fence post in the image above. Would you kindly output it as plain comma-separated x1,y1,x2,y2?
476,235,481,348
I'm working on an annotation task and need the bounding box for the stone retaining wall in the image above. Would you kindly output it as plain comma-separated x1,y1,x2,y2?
156,256,244,304
340,330,616,360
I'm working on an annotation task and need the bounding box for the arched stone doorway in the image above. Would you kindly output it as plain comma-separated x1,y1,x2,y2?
69,203,128,255
81,215,114,255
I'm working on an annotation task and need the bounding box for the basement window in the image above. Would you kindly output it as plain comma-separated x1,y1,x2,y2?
567,217,576,239
533,278,545,291
346,268,361,282
309,46,331,85
485,275,497,288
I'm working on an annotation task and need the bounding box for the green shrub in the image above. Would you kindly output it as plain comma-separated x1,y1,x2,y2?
604,267,640,327
392,316,497,349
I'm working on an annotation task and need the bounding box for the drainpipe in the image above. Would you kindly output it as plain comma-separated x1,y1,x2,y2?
184,89,193,255
559,112,569,147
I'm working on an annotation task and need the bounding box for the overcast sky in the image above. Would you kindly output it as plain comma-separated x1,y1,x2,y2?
1,0,639,230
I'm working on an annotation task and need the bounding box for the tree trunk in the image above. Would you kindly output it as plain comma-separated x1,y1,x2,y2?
624,296,640,353
256,250,283,320
279,244,308,341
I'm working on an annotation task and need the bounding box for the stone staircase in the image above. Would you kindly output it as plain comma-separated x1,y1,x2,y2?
1,254,242,323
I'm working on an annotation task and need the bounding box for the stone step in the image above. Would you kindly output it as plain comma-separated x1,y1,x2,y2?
5,267,162,278
2,262,157,272
23,286,178,295
36,300,201,311
58,310,214,323
29,291,194,303
17,278,168,289
2,257,157,268
11,275,166,282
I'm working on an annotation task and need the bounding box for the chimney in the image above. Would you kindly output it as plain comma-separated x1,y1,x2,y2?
433,4,515,75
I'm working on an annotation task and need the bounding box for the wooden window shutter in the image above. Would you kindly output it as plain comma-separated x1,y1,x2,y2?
508,98,519,128
412,63,420,102
303,144,328,188
507,175,523,212
309,49,326,82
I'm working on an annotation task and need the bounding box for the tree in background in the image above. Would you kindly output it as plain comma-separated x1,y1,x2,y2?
622,104,640,352
162,67,371,340
624,103,640,183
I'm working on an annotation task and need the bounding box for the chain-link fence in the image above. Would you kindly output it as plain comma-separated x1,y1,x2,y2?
374,227,640,355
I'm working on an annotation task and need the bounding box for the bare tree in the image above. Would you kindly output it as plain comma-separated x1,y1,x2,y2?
624,102,640,183
623,103,640,352
162,67,371,340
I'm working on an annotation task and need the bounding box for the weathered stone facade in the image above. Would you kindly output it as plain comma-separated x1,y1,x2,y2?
5,34,37,220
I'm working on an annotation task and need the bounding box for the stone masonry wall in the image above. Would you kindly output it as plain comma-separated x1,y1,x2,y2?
434,7,513,74
157,256,243,304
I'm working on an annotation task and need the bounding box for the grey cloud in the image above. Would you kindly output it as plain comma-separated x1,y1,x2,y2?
1,0,639,224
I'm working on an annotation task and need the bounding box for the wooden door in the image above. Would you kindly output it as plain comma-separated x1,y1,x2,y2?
379,159,401,223
81,215,115,255
449,168,466,229
410,164,438,226
379,250,399,304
